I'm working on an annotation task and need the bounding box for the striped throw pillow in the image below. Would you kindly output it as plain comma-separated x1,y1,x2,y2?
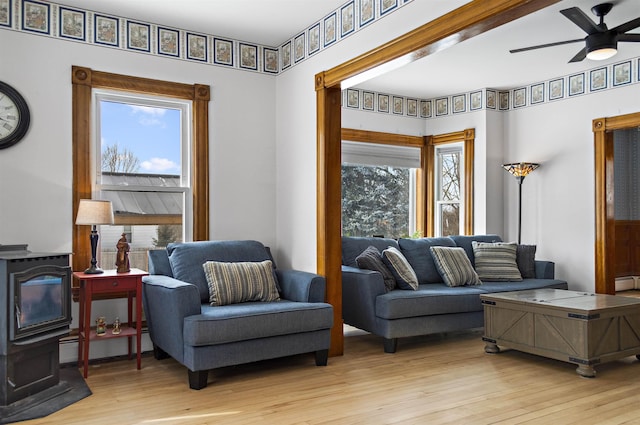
382,246,418,290
472,241,523,281
430,246,481,287
203,260,280,306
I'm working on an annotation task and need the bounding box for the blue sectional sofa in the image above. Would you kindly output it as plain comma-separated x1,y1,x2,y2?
142,240,334,389
342,235,568,353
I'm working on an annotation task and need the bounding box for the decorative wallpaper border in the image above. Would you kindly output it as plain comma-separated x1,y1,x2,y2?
0,0,413,75
343,56,640,119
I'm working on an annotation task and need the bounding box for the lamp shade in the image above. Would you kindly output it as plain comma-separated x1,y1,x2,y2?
502,162,539,178
75,199,114,225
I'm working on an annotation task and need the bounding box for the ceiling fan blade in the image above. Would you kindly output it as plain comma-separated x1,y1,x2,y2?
510,38,583,54
560,7,601,35
569,47,587,63
612,16,640,34
618,33,640,42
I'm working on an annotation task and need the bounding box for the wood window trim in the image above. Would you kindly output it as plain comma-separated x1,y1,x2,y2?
72,66,209,297
341,128,426,236
316,1,558,355
593,112,640,294
426,129,474,237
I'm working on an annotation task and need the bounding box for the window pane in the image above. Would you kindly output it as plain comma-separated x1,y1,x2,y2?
342,165,412,238
439,151,460,201
439,203,460,237
99,224,183,271
99,100,182,180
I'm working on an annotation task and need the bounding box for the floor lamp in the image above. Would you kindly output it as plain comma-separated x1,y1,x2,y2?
502,162,539,244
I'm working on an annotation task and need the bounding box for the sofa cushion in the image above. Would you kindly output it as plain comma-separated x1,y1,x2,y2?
472,241,522,281
356,246,396,292
449,234,502,266
342,236,399,267
398,237,456,284
478,278,568,293
203,260,280,306
184,301,333,346
517,244,537,278
382,247,418,290
167,240,274,302
430,246,481,287
376,283,485,319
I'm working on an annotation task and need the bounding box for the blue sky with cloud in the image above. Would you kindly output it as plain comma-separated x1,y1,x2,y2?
100,101,181,175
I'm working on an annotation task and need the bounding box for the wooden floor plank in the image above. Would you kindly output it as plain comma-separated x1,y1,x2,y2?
20,319,640,425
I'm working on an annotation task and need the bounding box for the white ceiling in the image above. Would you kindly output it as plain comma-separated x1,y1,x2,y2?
55,0,640,99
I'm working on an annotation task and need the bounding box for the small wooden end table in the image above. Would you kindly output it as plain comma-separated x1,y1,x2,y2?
481,288,640,377
74,268,148,378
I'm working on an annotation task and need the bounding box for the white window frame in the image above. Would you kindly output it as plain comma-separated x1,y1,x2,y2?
434,142,464,237
92,89,193,242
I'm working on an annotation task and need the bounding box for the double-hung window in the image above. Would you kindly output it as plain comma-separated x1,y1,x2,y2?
434,143,463,236
93,91,192,269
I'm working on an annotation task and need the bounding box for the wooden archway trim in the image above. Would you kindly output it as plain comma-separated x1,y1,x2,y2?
316,0,561,356
593,112,640,294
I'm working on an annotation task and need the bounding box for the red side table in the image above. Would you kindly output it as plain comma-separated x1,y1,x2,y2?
74,268,148,378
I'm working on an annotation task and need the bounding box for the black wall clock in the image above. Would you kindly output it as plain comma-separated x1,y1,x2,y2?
0,81,31,149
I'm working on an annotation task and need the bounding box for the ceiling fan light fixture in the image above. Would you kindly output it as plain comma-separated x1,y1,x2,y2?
585,32,617,60
586,47,617,60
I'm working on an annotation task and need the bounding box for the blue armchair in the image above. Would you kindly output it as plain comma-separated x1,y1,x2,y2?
142,240,333,389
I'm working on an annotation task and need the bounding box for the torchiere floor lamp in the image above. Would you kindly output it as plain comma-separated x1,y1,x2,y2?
502,162,540,244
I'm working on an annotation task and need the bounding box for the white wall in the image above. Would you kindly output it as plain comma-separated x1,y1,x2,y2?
274,0,468,270
502,84,640,291
1,30,277,362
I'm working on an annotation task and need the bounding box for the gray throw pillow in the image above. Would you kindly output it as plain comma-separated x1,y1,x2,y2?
430,246,481,287
382,247,418,290
356,246,396,292
516,244,537,278
472,241,523,281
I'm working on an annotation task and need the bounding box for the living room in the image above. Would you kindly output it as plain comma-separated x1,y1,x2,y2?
2,0,640,423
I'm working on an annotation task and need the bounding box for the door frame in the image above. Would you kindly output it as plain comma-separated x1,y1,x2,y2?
593,112,640,294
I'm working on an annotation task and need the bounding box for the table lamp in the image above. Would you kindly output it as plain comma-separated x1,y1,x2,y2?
75,199,114,274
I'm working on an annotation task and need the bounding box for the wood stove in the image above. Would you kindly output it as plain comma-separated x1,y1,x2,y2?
0,245,71,406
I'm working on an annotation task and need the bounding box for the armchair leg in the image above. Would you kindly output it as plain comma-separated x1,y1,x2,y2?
153,344,170,360
188,369,209,390
315,349,328,366
383,338,398,353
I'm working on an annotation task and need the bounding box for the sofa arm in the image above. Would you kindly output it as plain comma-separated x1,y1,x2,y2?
535,261,555,279
276,269,326,303
342,266,386,332
142,275,201,363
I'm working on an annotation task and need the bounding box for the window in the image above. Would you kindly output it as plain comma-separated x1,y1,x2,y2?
72,66,209,275
341,134,422,239
426,129,474,236
435,144,463,236
94,92,191,269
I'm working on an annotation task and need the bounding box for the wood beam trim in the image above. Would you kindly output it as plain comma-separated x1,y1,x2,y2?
318,0,561,89
341,128,424,147
317,86,344,356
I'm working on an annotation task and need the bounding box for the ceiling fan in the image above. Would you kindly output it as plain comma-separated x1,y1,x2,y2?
510,2,640,62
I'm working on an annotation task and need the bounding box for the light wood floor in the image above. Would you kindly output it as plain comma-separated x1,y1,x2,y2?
24,313,640,425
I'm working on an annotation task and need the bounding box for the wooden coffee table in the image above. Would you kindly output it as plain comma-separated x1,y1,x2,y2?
481,288,640,377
